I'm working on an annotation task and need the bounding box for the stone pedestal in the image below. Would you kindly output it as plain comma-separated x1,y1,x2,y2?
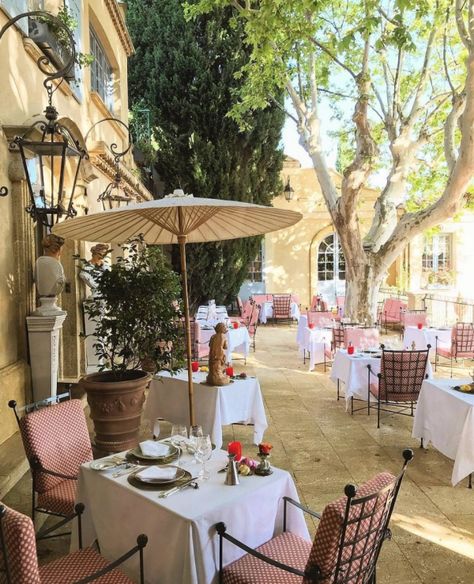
26,314,67,402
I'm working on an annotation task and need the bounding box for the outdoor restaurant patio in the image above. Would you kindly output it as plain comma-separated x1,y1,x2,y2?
3,317,474,583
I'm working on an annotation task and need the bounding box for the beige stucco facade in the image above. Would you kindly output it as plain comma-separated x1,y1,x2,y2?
0,0,151,445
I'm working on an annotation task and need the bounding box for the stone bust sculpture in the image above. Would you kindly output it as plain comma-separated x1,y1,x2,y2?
33,234,66,316
206,322,230,386
79,243,109,297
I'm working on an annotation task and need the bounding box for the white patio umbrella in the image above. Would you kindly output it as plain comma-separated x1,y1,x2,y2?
53,191,302,426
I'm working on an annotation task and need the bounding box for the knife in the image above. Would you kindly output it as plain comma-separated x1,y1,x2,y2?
158,477,199,498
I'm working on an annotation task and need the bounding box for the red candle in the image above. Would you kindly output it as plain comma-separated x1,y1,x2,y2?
347,343,355,355
225,366,234,377
228,441,242,461
417,323,423,330
308,323,315,329
233,322,239,329
191,361,199,372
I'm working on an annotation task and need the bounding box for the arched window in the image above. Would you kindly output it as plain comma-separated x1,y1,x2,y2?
317,234,345,282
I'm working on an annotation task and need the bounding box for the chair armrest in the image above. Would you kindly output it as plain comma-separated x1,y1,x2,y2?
215,523,305,578
283,496,321,522
37,503,85,541
73,534,148,584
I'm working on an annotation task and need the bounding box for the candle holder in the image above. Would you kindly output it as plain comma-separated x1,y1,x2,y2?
254,452,273,476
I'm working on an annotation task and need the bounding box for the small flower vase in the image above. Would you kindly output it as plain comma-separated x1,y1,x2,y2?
255,452,273,476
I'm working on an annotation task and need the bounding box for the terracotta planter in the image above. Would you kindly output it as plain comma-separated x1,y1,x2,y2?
79,370,151,453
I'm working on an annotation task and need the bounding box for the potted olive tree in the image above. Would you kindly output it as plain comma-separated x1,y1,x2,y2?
78,237,185,453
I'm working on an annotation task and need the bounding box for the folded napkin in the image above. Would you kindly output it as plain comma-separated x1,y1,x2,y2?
139,440,171,457
136,466,177,481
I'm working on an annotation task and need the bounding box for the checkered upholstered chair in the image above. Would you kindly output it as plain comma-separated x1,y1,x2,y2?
215,450,413,584
344,327,380,351
0,502,147,583
307,311,334,328
273,294,292,323
368,346,430,428
8,398,93,540
246,302,261,351
190,320,211,361
435,322,474,377
378,299,407,333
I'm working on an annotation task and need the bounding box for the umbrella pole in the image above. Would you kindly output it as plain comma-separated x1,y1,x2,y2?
178,235,195,427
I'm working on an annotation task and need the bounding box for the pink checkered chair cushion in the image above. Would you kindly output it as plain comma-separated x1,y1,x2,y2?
307,311,334,327
401,311,427,327
291,294,300,305
0,504,137,584
222,531,312,584
18,399,92,509
379,299,406,324
344,327,379,350
303,472,396,584
36,479,77,517
273,295,292,320
191,321,211,360
0,504,40,584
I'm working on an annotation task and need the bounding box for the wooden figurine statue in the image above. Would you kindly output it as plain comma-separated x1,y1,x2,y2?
206,322,230,386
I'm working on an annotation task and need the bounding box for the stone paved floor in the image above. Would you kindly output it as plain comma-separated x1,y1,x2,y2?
4,323,474,582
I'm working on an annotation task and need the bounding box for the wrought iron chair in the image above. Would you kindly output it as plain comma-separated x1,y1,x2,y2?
246,302,261,351
236,296,245,318
273,294,292,324
378,299,407,333
190,319,211,361
0,502,148,583
215,449,413,584
368,346,430,428
8,395,93,540
307,311,334,328
344,327,380,351
435,322,474,377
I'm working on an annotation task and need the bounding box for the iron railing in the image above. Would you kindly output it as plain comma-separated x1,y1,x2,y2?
422,294,474,327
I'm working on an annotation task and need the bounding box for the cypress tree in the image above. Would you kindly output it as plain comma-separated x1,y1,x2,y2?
126,0,284,308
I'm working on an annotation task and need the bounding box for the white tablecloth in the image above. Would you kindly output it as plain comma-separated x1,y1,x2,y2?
196,305,229,326
198,325,251,364
402,326,451,353
73,452,309,584
297,325,332,371
259,301,300,324
330,349,433,409
412,378,474,485
144,371,268,449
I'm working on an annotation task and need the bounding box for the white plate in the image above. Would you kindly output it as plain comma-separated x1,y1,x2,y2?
90,460,118,471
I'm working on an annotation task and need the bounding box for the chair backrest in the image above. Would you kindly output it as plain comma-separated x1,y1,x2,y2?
453,322,474,354
241,300,252,322
303,450,412,584
402,310,427,327
310,295,321,311
273,294,291,318
251,294,270,305
236,296,244,317
0,504,40,583
291,294,300,305
344,327,380,349
383,298,407,319
248,303,261,334
191,321,210,359
307,311,334,327
332,325,345,350
336,296,345,309
379,348,429,402
18,400,93,493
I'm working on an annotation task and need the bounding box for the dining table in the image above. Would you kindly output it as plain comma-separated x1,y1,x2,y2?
195,304,229,325
412,378,474,486
402,325,452,354
197,322,251,364
144,370,268,449
72,449,310,584
259,300,300,324
330,348,434,409
296,319,332,371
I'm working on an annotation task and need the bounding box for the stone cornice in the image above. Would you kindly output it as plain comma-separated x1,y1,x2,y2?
88,141,152,202
105,0,135,57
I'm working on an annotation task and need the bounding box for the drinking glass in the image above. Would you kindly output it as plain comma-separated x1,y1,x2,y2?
195,435,212,480
171,424,188,464
152,418,161,440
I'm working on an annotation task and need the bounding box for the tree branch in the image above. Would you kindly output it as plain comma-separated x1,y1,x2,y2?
455,0,472,48
407,26,437,126
444,92,466,170
310,38,358,80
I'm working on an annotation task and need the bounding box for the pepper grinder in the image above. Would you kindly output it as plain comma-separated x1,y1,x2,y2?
224,453,240,485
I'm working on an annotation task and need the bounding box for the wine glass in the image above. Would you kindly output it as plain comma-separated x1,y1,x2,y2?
195,435,212,480
152,418,161,441
171,424,188,464
189,425,203,459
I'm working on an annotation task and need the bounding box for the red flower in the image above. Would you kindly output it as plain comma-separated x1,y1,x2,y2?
258,442,273,455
